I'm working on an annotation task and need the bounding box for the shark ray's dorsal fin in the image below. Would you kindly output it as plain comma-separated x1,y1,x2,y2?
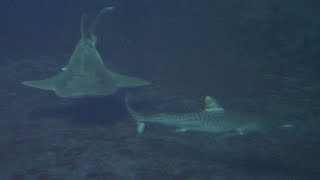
80,13,91,39
63,6,115,71
204,96,224,112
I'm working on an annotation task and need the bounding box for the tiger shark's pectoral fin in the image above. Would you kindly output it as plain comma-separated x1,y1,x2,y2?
112,72,151,88
22,78,55,91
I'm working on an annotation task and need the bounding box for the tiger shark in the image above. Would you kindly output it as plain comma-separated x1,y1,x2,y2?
126,95,292,135
22,7,150,98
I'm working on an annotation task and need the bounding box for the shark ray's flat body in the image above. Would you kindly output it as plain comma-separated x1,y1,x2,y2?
126,95,290,136
22,7,150,98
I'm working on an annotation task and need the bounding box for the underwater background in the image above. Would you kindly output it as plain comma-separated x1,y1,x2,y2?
1,0,320,179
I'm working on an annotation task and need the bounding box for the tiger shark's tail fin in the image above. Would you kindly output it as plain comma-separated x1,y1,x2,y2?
125,94,141,121
125,94,147,134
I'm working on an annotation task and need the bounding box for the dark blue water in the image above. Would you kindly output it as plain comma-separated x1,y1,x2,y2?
0,0,319,179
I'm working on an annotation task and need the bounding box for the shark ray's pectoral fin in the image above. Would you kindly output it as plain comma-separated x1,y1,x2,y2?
137,122,145,134
112,72,151,88
22,77,55,91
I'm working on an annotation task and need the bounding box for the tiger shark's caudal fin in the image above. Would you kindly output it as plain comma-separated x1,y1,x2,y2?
125,94,146,134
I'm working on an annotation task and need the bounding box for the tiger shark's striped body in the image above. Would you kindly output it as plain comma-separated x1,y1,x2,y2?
126,96,262,135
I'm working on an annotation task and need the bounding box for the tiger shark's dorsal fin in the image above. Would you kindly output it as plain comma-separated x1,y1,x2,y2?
204,96,224,112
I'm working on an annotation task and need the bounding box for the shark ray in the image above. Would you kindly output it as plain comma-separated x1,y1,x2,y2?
22,7,150,98
126,95,293,136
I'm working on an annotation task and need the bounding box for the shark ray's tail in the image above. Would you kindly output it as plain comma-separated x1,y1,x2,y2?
89,6,115,36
